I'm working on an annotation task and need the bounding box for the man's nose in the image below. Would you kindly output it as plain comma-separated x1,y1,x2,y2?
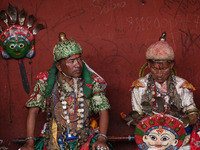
156,70,163,76
74,59,81,67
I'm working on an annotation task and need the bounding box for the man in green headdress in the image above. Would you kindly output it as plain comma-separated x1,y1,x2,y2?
20,32,111,150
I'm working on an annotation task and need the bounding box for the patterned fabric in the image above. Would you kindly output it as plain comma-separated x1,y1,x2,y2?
26,79,47,112
180,81,196,92
53,39,82,61
130,80,145,89
190,127,200,149
131,73,198,115
25,71,110,113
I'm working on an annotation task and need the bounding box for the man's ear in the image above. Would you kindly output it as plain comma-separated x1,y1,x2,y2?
147,61,151,69
56,62,62,72
170,62,174,69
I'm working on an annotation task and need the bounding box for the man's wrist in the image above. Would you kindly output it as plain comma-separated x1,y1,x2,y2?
26,137,36,141
25,137,36,144
95,133,107,141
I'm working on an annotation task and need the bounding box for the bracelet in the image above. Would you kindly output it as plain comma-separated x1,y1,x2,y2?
25,137,36,141
95,133,108,140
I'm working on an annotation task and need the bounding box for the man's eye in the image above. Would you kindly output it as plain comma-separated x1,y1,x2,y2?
162,68,168,70
9,44,15,49
69,60,74,63
19,43,24,48
161,136,169,141
150,135,157,141
77,57,82,61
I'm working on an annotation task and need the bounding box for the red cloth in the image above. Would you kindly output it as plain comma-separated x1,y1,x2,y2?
190,127,200,150
80,134,94,150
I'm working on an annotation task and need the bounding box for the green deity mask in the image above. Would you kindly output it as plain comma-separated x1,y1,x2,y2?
0,25,35,59
3,37,32,59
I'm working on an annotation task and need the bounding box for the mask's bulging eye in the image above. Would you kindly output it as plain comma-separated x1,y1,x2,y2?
19,43,25,48
161,136,169,141
150,135,157,141
9,44,15,49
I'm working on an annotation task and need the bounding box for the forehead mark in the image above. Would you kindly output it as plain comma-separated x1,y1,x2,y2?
156,126,164,135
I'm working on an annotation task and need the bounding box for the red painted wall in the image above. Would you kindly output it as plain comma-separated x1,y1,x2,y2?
0,0,200,149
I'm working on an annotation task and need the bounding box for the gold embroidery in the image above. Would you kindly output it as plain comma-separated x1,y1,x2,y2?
180,81,196,91
131,80,145,89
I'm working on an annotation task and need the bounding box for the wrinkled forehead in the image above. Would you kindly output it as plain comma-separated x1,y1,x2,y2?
58,54,82,63
66,54,81,60
148,59,173,67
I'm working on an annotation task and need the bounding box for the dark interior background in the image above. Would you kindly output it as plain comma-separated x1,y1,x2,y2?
0,0,200,149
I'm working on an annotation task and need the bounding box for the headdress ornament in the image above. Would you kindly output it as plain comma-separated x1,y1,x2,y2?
0,3,44,59
135,114,186,150
53,32,82,61
146,32,174,61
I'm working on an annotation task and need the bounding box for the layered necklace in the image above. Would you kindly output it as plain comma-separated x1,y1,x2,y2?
57,75,86,137
147,73,175,98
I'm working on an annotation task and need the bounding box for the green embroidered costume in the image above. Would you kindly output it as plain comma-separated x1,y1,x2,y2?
24,32,112,150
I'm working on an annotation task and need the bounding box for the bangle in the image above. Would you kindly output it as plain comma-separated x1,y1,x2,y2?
95,133,107,140
25,137,36,141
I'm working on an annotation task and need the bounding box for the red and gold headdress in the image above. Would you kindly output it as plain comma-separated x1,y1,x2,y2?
135,114,186,150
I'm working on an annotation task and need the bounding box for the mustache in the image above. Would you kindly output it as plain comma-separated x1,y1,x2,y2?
73,67,82,71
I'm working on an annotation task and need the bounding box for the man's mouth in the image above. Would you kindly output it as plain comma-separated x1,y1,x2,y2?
15,53,21,55
74,70,81,73
74,69,82,73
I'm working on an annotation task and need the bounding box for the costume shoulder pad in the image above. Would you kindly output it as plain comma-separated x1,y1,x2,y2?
91,72,106,85
180,81,196,92
35,71,49,82
130,80,145,89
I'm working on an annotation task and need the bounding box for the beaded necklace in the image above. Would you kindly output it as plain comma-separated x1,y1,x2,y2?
147,73,175,98
57,76,86,137
146,73,176,113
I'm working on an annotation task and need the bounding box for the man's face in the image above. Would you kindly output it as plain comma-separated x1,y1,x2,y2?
57,54,83,78
148,61,174,84
143,128,178,150
4,37,31,59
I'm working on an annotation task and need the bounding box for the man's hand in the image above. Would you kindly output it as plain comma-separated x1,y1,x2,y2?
188,113,199,125
92,136,109,150
19,140,35,150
